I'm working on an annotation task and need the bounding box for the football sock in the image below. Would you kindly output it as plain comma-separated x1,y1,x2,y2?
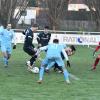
3,57,8,66
93,58,99,68
63,69,69,81
30,55,37,66
39,67,44,80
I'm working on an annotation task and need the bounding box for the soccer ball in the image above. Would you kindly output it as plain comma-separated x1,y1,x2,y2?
31,67,39,74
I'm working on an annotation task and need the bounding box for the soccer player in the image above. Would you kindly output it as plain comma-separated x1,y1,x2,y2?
37,39,70,84
45,45,76,73
0,23,4,49
91,42,100,70
53,45,76,72
23,24,38,70
0,24,16,67
37,26,51,48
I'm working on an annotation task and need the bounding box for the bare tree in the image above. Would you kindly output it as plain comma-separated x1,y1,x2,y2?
42,0,69,30
0,0,30,28
85,0,100,31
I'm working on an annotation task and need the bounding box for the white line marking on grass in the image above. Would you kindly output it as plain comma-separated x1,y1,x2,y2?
69,73,80,81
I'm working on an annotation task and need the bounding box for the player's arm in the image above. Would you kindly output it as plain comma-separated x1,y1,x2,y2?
47,33,51,43
28,35,35,48
37,33,42,48
39,46,48,51
37,33,41,43
62,49,70,67
22,29,27,35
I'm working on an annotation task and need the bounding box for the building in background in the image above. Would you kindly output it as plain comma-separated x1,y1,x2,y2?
14,7,37,25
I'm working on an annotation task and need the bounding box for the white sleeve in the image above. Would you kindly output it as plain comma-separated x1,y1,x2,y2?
39,46,48,51
62,49,69,61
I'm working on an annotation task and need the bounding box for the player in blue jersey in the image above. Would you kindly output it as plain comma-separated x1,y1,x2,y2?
37,39,70,84
0,23,4,49
53,45,76,73
0,24,16,67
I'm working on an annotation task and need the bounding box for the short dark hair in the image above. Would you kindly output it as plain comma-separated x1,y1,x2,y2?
44,26,49,29
70,45,76,51
32,24,38,27
53,39,59,43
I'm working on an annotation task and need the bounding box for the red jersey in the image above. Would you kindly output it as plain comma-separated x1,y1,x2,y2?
95,46,100,52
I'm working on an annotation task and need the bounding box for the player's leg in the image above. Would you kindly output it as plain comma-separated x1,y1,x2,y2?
1,46,8,67
56,58,70,84
6,46,12,65
23,47,38,68
37,58,48,84
45,61,55,72
92,54,100,70
53,52,64,72
53,62,63,72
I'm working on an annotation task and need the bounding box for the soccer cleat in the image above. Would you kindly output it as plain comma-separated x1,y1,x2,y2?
4,64,8,68
37,80,42,84
58,70,63,73
91,67,96,70
4,61,8,68
65,79,70,84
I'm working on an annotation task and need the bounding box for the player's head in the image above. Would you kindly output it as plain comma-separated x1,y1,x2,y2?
66,45,76,56
44,26,49,34
31,24,38,32
7,23,12,30
70,45,76,52
53,39,59,44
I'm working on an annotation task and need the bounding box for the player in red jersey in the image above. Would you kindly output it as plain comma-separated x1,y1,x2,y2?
92,42,100,70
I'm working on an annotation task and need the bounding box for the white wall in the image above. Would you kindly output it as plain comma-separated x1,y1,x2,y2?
14,32,100,45
14,8,36,25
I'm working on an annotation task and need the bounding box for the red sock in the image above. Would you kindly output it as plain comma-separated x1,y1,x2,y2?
93,58,99,69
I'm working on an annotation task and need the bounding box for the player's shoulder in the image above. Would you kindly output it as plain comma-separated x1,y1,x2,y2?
59,43,66,47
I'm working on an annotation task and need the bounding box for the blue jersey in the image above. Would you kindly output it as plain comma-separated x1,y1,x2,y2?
47,44,65,58
0,26,4,42
1,29,15,46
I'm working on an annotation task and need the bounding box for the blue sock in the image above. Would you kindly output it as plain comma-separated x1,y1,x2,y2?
63,69,69,80
3,57,8,65
39,67,44,80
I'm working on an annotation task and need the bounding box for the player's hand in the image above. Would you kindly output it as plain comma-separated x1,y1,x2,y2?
67,61,71,67
13,45,16,49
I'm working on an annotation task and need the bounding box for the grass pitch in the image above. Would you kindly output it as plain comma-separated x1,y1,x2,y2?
0,44,100,100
